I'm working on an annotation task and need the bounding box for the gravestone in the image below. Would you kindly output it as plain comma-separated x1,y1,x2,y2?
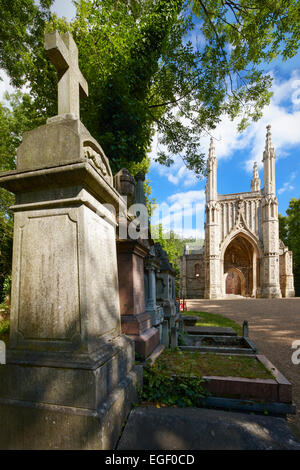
0,341,5,364
144,244,164,340
0,31,141,449
243,320,249,337
115,170,159,358
155,243,178,328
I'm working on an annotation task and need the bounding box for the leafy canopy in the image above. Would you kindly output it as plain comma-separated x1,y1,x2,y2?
1,0,300,176
279,198,300,295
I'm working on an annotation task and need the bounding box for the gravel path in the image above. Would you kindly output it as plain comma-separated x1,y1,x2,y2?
186,298,300,436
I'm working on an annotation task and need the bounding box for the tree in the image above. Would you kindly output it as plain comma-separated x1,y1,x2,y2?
0,0,54,88
0,100,16,300
151,223,200,293
279,198,300,296
278,212,288,245
1,0,300,176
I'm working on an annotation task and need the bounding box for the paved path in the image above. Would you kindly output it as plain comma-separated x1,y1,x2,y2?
187,298,300,437
118,407,300,450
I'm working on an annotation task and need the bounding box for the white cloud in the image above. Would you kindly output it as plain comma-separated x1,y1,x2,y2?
51,0,76,20
151,190,205,238
211,70,300,172
278,172,297,195
0,70,15,101
149,70,300,183
0,69,30,104
168,190,205,206
151,153,201,188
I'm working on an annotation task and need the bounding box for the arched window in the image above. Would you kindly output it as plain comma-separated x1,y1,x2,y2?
194,263,200,277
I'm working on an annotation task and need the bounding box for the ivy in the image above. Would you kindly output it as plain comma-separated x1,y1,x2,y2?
139,357,209,407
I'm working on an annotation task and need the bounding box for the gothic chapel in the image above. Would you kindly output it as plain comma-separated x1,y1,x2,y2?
180,126,295,299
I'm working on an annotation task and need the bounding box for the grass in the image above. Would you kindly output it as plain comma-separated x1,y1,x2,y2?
182,310,243,335
154,349,274,380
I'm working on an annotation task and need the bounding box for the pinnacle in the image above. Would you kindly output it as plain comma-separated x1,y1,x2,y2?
265,124,274,151
209,137,216,159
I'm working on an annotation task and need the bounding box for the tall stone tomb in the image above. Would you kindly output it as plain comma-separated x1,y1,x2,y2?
0,31,141,449
114,169,159,358
180,127,295,299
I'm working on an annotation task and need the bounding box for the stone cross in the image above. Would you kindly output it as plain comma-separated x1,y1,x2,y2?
44,31,88,118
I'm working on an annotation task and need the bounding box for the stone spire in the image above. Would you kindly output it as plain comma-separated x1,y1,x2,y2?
204,137,221,299
265,124,275,154
208,137,216,160
263,124,276,195
261,124,281,298
251,161,261,192
206,137,217,202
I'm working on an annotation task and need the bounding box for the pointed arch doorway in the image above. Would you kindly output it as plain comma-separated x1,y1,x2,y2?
222,233,259,297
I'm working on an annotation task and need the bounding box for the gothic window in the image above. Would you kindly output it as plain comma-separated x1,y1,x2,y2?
195,263,200,277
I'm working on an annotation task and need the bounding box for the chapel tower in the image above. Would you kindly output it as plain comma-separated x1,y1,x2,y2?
204,138,222,299
261,125,282,297
180,125,294,299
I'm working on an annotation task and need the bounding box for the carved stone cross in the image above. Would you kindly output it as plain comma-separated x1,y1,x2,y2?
44,31,88,118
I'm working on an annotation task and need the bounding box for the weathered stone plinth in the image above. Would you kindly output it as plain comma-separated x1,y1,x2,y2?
262,286,282,299
0,115,141,449
144,245,164,343
0,336,142,449
155,243,178,331
117,240,159,358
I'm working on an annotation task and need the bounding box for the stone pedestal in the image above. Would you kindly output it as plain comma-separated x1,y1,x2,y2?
162,320,170,347
155,243,178,329
144,248,164,335
117,240,159,358
0,115,141,449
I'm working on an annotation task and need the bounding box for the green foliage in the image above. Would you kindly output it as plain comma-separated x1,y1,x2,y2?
0,91,45,299
178,329,187,346
2,274,11,299
0,316,9,343
279,198,300,295
0,0,53,88
278,212,288,245
1,0,300,177
151,223,201,294
154,349,274,379
151,224,194,265
139,358,208,407
0,187,13,302
1,1,300,293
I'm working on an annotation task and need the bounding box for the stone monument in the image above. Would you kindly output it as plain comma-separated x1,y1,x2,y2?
114,169,159,358
155,243,177,327
0,31,141,449
144,243,164,340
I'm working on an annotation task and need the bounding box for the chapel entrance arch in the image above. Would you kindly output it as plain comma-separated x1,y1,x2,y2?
222,233,259,297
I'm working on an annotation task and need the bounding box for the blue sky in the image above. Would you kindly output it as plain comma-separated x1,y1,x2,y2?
1,0,299,239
